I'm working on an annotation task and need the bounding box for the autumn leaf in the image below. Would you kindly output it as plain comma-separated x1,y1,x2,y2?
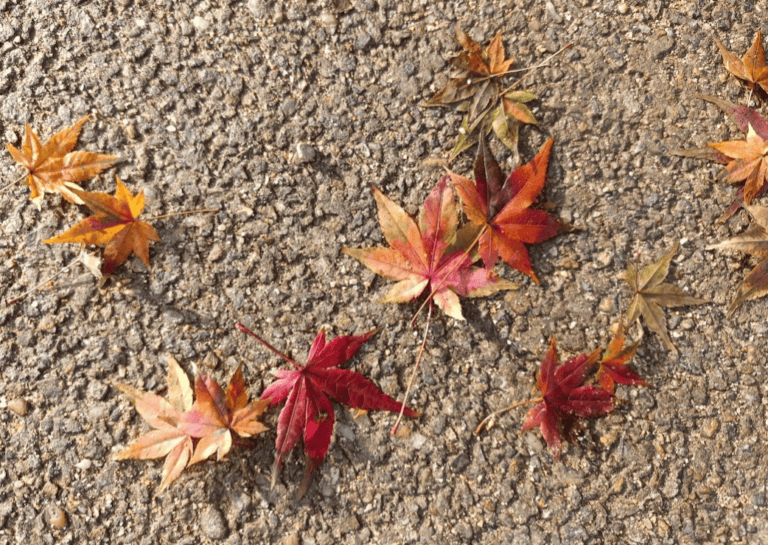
450,136,559,282
595,321,646,394
522,338,613,457
342,176,517,320
699,95,768,213
114,355,196,491
116,355,267,491
697,95,768,138
624,243,708,354
426,27,513,116
178,364,269,466
715,31,768,93
424,26,537,158
710,124,768,205
671,95,768,215
237,324,416,497
45,176,160,275
6,115,119,207
708,204,768,314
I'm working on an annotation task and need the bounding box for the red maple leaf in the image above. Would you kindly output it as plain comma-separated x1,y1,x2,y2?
237,324,417,497
450,136,560,282
595,322,647,394
342,176,517,320
522,338,613,456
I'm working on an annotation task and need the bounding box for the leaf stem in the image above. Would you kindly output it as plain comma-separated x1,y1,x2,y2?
143,208,220,222
498,43,573,96
6,254,81,305
235,323,301,370
408,223,489,329
474,397,543,435
0,173,27,195
391,301,433,435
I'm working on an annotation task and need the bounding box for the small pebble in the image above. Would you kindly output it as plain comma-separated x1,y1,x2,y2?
75,459,92,471
598,296,615,314
47,504,67,529
42,482,59,497
8,398,28,416
320,13,337,26
701,419,719,438
617,2,629,14
596,251,613,268
246,0,264,17
191,16,209,32
601,429,619,448
410,433,427,450
208,244,224,262
295,143,317,163
546,1,563,23
201,506,228,540
648,35,675,59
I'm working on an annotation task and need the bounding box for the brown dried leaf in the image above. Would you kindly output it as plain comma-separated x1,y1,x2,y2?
708,204,768,314
715,31,768,93
625,243,708,354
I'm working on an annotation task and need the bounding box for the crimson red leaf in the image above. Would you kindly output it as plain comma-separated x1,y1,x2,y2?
254,328,417,496
522,339,613,457
451,137,560,282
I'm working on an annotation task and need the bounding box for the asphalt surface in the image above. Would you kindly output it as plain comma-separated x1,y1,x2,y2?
1,0,767,544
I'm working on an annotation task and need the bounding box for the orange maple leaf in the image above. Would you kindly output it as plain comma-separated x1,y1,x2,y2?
116,355,268,491
6,115,119,207
342,177,517,320
595,321,646,395
715,31,768,93
177,364,269,466
710,124,768,204
45,176,160,275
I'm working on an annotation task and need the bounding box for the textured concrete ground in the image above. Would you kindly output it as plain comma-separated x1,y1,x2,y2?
1,0,767,544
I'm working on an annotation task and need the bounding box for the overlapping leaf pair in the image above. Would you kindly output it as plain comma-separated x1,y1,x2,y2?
343,137,560,319
115,356,268,490
6,116,160,278
425,26,539,159
481,327,646,456
118,327,416,495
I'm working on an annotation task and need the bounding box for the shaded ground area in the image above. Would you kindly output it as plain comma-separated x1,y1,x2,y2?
0,0,766,544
